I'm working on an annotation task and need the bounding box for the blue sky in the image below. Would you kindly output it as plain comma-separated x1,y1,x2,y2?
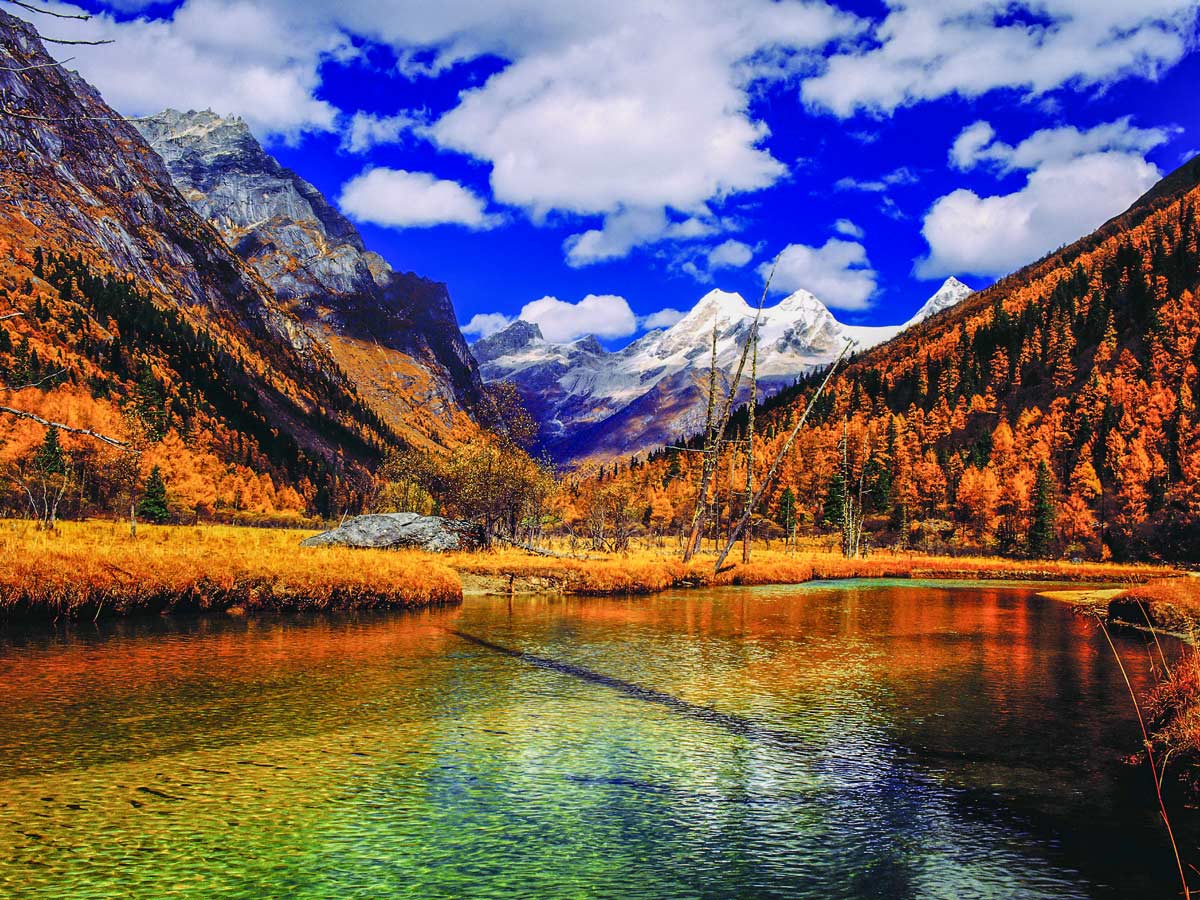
50,0,1200,344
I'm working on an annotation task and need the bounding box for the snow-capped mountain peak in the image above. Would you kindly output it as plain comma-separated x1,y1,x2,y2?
472,277,973,463
905,276,973,327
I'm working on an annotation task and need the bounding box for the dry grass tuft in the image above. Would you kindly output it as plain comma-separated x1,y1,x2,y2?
0,519,462,620
1112,575,1200,635
444,544,1167,595
1109,576,1200,808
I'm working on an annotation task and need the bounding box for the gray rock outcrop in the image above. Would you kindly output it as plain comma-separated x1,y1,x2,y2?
301,513,486,553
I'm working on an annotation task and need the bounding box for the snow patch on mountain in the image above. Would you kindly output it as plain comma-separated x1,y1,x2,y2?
473,277,972,461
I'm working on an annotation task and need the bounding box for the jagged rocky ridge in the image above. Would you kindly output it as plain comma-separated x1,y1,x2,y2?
474,278,973,463
133,109,488,446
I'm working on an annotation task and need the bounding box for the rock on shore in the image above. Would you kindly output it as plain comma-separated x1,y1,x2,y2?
301,513,486,553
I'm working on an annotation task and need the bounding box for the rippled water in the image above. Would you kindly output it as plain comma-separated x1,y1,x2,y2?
0,580,1192,899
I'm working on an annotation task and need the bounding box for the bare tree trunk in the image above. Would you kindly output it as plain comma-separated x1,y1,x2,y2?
683,327,720,562
742,332,757,564
682,256,779,561
714,340,853,572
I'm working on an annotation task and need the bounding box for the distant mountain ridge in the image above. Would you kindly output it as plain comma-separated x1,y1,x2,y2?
133,109,488,450
474,277,972,463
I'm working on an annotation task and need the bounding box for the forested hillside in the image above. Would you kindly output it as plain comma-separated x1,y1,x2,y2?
0,9,403,521
574,155,1200,562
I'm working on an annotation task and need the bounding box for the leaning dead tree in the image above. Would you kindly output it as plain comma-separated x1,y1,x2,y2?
0,400,128,449
713,338,854,572
741,326,758,564
681,254,780,562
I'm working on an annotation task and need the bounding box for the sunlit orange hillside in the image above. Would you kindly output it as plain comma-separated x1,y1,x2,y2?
584,155,1200,563
0,10,490,521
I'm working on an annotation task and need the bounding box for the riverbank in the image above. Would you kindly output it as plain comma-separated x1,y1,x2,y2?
0,520,462,620
1111,576,1200,805
0,519,1178,621
446,546,1170,596
1045,576,1200,805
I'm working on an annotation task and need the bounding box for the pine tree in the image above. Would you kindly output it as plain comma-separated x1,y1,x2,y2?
822,471,846,529
777,487,797,546
1028,460,1058,558
34,426,67,477
138,466,170,523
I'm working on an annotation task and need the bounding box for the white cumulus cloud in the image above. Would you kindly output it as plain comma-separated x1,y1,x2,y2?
343,111,420,154
519,294,638,342
833,218,864,239
338,168,500,230
917,152,1161,278
803,1,1200,118
641,308,687,330
950,117,1175,172
763,239,877,310
462,312,515,339
707,240,754,270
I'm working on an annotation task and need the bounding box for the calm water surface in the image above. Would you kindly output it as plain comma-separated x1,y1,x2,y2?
0,580,1192,899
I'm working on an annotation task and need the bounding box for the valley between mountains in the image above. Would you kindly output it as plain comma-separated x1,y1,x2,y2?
3,5,1200,897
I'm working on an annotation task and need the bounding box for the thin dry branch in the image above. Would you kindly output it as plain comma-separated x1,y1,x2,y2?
4,367,66,390
2,0,91,20
0,311,24,321
0,404,127,448
0,97,150,123
36,36,112,45
0,55,73,72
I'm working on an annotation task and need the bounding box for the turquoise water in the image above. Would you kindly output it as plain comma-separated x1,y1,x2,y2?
0,581,1190,898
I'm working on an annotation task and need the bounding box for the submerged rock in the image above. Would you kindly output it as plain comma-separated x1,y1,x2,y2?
301,513,485,553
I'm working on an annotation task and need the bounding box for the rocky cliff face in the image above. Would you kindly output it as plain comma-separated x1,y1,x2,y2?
134,109,488,445
0,9,397,493
0,15,310,353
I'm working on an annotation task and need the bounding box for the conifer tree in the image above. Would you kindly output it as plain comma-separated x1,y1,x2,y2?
137,466,170,523
1028,460,1058,558
777,487,797,547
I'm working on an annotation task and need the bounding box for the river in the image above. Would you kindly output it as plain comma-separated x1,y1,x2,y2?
0,579,1191,898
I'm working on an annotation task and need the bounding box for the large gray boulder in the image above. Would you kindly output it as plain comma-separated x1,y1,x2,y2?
301,513,486,553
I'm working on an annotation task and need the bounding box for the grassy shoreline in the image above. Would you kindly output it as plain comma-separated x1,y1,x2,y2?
0,519,1178,622
0,520,463,621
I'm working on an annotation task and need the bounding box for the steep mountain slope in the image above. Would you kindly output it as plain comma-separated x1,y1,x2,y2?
475,278,972,463
603,156,1200,561
133,109,488,450
0,9,398,518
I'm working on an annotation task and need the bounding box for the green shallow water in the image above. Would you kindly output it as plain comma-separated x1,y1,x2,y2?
0,580,1192,899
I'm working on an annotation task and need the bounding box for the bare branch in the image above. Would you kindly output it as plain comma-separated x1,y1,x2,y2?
5,368,67,390
36,36,112,46
714,339,854,572
0,405,127,447
0,311,24,321
0,97,151,123
0,56,73,72
1,0,91,20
